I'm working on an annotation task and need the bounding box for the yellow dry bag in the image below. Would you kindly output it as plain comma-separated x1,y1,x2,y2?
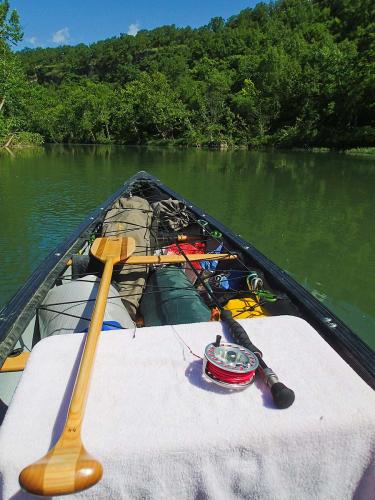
223,297,267,318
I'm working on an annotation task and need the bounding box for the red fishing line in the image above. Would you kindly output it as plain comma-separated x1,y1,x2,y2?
205,360,256,385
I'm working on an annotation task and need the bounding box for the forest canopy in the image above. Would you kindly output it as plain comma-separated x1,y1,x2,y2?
0,0,374,148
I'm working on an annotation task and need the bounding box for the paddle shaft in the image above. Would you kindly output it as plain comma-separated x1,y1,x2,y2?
64,257,114,434
66,251,235,268
176,243,295,409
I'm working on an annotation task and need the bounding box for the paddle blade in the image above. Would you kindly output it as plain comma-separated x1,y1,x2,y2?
19,446,103,496
91,236,136,264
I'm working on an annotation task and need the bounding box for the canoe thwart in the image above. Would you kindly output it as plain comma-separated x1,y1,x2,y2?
124,253,237,265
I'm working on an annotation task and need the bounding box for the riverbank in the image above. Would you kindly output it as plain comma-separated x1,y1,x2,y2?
344,147,375,156
1,132,44,149
3,139,374,157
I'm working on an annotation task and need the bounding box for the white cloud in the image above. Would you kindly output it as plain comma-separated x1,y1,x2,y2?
52,27,70,44
27,36,37,45
127,23,140,36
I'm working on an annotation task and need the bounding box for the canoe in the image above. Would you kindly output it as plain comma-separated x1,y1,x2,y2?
0,170,373,384
0,170,374,499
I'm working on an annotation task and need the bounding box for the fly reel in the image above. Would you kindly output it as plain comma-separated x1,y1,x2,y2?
203,335,259,389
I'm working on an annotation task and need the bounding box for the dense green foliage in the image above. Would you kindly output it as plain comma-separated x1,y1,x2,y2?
1,0,374,147
0,1,43,146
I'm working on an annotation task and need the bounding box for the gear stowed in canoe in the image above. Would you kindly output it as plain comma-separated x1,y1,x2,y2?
0,171,373,499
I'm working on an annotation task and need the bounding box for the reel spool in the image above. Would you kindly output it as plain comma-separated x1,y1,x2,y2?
203,335,259,389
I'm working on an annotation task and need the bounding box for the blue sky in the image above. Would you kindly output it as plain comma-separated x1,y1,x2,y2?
11,1,259,50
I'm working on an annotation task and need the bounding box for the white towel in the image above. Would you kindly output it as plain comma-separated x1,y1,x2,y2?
0,316,374,499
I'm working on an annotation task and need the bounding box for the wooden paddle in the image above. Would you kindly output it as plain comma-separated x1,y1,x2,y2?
0,351,29,372
19,236,136,496
125,253,237,265
65,250,236,267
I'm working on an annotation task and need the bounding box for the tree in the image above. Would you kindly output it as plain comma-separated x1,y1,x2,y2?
0,1,29,145
1,0,22,107
29,81,117,143
207,17,225,33
0,0,22,48
113,72,188,143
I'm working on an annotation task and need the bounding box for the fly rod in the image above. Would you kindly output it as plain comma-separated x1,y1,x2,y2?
176,242,295,409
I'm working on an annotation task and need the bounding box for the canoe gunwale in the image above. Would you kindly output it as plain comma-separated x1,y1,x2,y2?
0,171,373,390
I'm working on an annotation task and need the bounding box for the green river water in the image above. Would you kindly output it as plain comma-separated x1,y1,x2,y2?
0,145,374,349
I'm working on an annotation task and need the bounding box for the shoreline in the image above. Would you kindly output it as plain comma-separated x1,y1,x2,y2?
6,143,375,156
2,138,375,157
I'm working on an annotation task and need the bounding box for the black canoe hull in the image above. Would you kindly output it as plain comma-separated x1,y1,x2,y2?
0,171,374,388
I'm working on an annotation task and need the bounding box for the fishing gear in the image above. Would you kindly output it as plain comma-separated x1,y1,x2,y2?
246,270,278,302
176,242,295,409
203,335,258,388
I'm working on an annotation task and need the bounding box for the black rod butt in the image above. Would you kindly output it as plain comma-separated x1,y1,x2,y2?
271,382,295,409
214,335,221,347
